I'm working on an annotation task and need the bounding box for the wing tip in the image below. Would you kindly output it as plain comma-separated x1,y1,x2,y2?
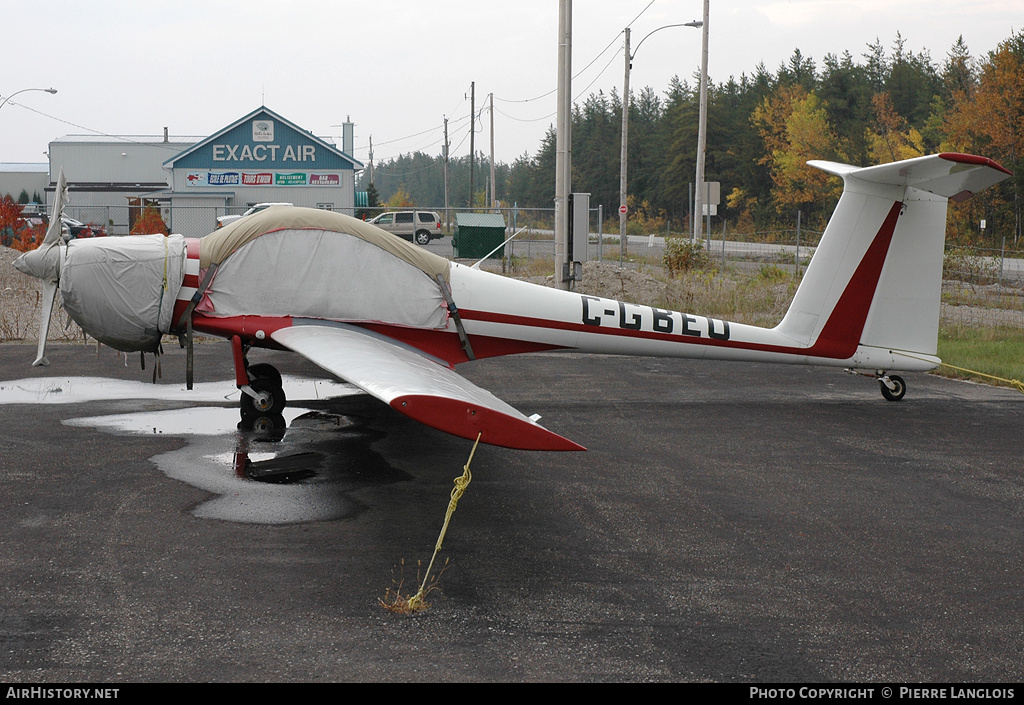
392,395,586,451
939,152,1013,176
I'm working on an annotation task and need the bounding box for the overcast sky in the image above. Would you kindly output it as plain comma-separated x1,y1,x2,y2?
1,0,1019,171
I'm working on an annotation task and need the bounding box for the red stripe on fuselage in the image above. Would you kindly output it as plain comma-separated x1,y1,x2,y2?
459,202,903,361
169,204,901,365
190,314,294,349
359,322,563,365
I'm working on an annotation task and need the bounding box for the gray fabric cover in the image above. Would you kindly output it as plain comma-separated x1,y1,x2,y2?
60,234,186,352
199,229,448,330
199,205,450,282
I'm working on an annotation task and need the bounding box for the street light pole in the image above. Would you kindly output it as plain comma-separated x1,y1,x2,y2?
619,27,630,264
618,22,701,262
693,0,709,243
0,87,57,112
555,0,572,290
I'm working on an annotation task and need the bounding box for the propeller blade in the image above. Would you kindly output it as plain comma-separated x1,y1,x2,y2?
12,169,69,367
32,280,58,367
41,169,69,246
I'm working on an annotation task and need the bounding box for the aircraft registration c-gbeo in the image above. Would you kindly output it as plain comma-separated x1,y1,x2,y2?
13,153,1012,451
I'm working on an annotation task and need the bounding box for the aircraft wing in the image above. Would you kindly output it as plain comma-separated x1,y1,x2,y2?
271,322,585,451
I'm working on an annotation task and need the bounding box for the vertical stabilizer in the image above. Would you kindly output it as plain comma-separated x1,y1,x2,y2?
776,154,1011,359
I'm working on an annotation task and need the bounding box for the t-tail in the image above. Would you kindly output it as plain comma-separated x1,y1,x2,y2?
453,153,1012,401
774,153,1011,386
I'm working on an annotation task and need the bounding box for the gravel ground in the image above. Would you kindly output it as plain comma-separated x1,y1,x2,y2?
0,245,88,343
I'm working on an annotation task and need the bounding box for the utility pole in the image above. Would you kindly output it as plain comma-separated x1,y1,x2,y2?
693,0,709,243
469,81,475,208
489,92,496,210
619,27,630,262
620,21,701,255
443,117,450,231
368,135,374,185
554,0,572,290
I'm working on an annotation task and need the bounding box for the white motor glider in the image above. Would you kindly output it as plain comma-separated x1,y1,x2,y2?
14,154,1011,451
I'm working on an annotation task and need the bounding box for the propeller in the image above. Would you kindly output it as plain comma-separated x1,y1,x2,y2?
13,169,69,366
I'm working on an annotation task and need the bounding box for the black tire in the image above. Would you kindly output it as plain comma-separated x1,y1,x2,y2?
238,412,287,433
414,230,431,245
247,362,282,388
240,377,286,416
879,375,906,401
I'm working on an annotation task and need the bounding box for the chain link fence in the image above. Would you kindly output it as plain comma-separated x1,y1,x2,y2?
56,202,1024,331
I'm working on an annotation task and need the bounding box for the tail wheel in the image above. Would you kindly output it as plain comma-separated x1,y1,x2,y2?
879,375,906,401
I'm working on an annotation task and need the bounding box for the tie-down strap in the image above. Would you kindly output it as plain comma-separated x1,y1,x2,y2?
436,273,475,361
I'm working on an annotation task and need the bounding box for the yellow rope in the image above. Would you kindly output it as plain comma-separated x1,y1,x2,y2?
383,432,481,614
935,361,1024,393
900,352,1024,394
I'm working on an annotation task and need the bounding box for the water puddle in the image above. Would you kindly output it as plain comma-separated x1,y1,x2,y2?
0,375,352,407
136,407,409,524
2,375,409,524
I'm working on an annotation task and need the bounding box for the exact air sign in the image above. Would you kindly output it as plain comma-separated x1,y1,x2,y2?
167,108,360,188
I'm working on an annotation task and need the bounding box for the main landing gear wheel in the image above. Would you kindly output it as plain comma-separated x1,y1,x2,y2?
240,375,287,417
247,362,283,389
879,374,906,402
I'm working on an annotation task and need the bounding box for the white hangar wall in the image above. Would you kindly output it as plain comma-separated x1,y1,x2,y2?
46,107,362,238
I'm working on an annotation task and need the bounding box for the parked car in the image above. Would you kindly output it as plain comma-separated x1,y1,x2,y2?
368,211,443,245
216,202,293,229
61,215,107,238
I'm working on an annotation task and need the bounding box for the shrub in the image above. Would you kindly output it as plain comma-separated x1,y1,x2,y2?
131,204,169,236
943,246,999,285
663,237,709,275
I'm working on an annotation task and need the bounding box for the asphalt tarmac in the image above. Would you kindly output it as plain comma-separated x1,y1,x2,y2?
1,341,1022,683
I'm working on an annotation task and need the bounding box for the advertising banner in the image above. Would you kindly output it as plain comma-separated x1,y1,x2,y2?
185,171,341,187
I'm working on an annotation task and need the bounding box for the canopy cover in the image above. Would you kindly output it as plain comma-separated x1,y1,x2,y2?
199,206,450,280
196,207,451,330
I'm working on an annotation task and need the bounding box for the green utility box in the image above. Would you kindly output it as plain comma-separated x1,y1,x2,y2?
453,213,507,259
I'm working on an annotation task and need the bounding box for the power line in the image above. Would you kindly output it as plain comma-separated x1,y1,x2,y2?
493,0,657,105
10,101,187,151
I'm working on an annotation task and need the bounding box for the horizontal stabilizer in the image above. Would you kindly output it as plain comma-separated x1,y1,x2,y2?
809,153,1012,200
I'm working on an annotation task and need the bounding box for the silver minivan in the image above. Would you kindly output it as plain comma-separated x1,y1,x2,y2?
368,211,443,245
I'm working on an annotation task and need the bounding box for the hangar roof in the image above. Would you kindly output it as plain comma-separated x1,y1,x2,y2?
164,106,363,171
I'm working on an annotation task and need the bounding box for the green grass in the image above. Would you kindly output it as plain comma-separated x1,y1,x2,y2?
936,326,1024,390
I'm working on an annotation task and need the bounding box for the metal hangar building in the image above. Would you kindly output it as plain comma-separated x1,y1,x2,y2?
48,106,362,238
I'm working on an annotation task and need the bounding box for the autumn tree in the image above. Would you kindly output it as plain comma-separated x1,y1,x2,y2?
386,186,415,208
944,31,1024,242
752,85,845,225
866,92,925,163
130,204,169,235
12,223,45,252
0,195,25,247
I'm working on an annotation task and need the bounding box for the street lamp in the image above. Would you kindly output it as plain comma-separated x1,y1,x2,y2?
0,87,57,112
619,22,701,262
693,0,710,244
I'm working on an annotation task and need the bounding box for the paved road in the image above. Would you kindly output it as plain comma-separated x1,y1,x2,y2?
1,342,1022,682
427,232,1024,283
